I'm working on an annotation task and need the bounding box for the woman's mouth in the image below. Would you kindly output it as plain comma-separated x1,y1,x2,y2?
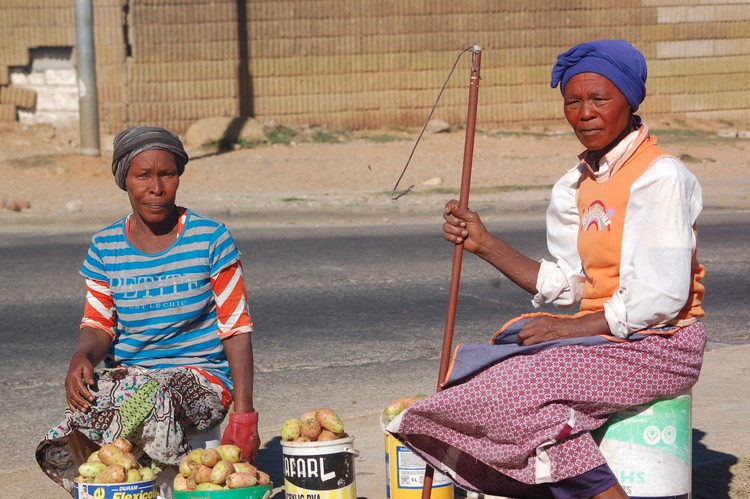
579,128,600,136
144,202,170,211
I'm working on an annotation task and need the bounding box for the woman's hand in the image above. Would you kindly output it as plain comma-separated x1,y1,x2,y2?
65,352,97,413
517,313,611,346
221,412,261,463
65,327,112,413
442,200,489,254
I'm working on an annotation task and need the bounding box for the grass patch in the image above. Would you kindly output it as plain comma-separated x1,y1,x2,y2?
9,155,55,168
267,126,298,145
362,134,409,143
312,128,349,144
201,138,258,151
651,128,723,143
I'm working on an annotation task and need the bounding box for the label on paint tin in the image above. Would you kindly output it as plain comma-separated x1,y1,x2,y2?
597,395,691,464
395,445,452,489
74,480,156,499
283,451,355,490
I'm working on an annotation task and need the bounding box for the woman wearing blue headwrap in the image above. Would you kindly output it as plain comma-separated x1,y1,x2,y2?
388,41,706,498
37,126,262,497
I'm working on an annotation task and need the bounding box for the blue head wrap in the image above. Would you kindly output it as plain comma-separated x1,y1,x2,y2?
550,39,647,112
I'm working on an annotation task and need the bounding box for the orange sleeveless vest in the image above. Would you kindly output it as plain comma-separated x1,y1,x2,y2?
575,134,705,323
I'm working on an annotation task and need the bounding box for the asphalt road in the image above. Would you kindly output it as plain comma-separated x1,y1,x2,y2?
0,212,747,497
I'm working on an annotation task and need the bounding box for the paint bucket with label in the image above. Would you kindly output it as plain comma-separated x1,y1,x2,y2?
74,479,156,499
280,435,359,499
593,392,692,499
382,411,454,499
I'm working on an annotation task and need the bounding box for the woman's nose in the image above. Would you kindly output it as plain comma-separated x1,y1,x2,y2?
149,177,165,194
579,101,595,120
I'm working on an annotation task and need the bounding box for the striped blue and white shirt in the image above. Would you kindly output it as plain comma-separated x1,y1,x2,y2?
80,209,241,389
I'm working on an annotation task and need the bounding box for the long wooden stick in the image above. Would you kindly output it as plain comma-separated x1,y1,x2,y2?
421,45,482,499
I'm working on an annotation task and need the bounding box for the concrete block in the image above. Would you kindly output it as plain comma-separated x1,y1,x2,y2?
0,84,36,109
0,103,16,122
44,68,77,85
657,5,750,24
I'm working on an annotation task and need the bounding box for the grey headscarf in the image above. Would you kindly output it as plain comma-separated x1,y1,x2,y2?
111,126,189,190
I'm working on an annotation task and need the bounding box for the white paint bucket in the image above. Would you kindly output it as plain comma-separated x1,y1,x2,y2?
280,435,359,499
594,392,692,498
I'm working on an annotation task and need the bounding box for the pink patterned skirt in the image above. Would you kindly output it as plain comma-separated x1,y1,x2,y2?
389,321,707,495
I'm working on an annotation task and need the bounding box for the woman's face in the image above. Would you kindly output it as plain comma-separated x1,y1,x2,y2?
563,72,633,156
125,149,179,225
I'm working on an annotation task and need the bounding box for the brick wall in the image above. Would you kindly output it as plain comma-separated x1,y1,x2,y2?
0,0,748,133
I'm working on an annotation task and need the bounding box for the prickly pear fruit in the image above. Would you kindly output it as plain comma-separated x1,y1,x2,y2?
256,470,271,485
281,418,302,441
98,443,124,466
126,468,142,483
301,417,322,440
384,399,405,416
201,448,221,467
226,471,258,488
112,436,133,454
179,455,193,477
300,408,318,422
293,436,311,443
216,444,242,463
94,464,126,484
87,450,102,462
399,396,424,408
317,429,340,441
232,462,257,475
316,408,344,434
140,467,156,481
173,474,190,491
190,463,213,484
195,482,224,491
77,461,107,478
210,460,235,485
116,452,138,471
188,448,205,464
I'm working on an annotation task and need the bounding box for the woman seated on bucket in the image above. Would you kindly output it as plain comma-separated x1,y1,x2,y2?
36,125,260,494
387,39,706,499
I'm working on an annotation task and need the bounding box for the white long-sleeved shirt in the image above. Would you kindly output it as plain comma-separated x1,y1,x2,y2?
532,126,703,338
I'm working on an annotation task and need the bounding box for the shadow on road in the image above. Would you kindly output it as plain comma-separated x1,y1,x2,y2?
693,428,737,498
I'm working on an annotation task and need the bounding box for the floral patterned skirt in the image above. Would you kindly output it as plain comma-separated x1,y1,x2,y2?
36,366,227,495
388,321,707,496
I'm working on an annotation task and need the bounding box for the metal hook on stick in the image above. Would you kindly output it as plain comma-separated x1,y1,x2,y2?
390,46,476,200
420,45,482,499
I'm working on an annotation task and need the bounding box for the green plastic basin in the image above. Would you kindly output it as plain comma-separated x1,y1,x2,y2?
172,482,272,499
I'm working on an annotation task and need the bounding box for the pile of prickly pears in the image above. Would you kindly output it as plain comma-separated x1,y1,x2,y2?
381,395,427,425
75,437,156,484
174,444,271,492
280,408,347,443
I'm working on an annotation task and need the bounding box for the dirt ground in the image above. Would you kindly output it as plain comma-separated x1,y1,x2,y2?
1,116,748,233
1,117,750,497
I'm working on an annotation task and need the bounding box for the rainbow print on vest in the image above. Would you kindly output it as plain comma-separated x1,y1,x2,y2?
581,200,612,231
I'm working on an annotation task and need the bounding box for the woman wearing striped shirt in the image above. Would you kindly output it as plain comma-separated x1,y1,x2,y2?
37,126,259,494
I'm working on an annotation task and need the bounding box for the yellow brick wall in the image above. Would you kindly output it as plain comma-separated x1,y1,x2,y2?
0,0,748,131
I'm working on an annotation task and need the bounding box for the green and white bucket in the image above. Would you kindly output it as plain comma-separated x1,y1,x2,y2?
593,392,692,499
